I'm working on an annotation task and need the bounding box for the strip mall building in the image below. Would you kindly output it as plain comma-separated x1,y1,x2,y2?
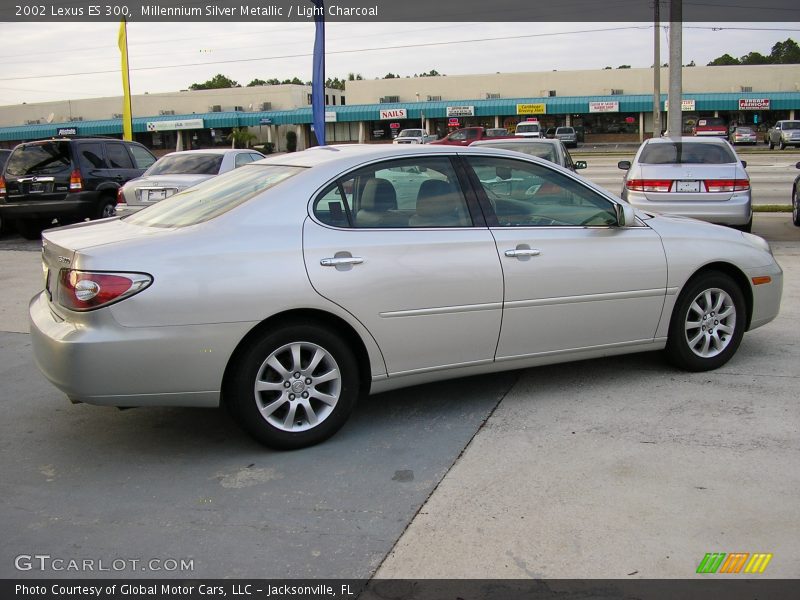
1,64,798,150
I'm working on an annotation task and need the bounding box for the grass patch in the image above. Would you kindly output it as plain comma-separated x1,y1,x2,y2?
754,204,792,213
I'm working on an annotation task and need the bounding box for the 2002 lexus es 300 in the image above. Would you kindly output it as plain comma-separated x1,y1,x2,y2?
30,145,783,449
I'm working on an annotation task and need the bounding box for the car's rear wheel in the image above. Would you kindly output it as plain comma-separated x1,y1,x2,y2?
225,323,360,450
666,272,746,372
96,197,116,219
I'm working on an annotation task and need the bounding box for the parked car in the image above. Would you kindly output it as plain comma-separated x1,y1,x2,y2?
514,122,543,138
618,137,752,231
792,161,800,227
555,126,578,148
544,127,557,139
471,138,586,172
30,145,782,450
484,128,509,137
0,137,156,239
692,117,728,137
392,129,437,145
767,120,800,150
728,126,758,146
0,149,11,171
430,127,511,146
117,149,264,213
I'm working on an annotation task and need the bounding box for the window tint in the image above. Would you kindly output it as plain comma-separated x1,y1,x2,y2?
466,156,617,227
477,141,557,163
106,143,134,168
128,145,157,169
124,164,304,228
313,157,472,229
234,153,256,168
146,153,223,176
78,143,108,169
638,142,736,164
249,153,264,162
5,142,72,176
782,121,800,130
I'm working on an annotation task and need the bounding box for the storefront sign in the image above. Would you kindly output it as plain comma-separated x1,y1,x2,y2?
448,118,460,127
325,111,337,123
57,127,77,136
446,105,475,118
389,122,401,129
516,103,547,115
379,108,407,120
259,118,272,125
146,119,204,132
739,98,770,110
625,116,636,124
589,101,619,113
663,99,696,112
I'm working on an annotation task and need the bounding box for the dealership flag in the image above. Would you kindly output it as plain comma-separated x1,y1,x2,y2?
310,0,326,146
118,19,133,141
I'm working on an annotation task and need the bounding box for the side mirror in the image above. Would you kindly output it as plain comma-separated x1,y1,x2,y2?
615,203,636,228
617,160,631,170
795,162,800,170
575,160,587,170
741,160,747,169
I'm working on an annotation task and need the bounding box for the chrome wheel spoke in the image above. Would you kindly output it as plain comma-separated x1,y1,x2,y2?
301,400,319,426
311,389,338,407
266,355,291,380
717,323,733,335
684,287,736,359
685,320,702,331
688,331,704,348
282,402,298,429
304,348,325,375
256,380,286,393
718,306,735,320
260,397,287,418
313,368,340,385
290,343,302,373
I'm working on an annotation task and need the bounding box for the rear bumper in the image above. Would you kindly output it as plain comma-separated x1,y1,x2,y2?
29,292,255,408
623,190,751,226
0,191,101,219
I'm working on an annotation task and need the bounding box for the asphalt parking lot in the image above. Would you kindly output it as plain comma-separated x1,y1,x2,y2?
0,214,798,580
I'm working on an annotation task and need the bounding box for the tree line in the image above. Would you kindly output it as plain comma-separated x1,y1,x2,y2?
189,70,445,91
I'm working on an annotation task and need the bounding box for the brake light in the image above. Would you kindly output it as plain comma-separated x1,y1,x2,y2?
704,179,750,192
69,169,83,191
116,187,124,205
57,270,152,311
0,175,5,198
626,179,672,192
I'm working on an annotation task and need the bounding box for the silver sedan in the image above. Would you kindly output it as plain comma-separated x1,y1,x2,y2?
619,136,752,231
30,145,783,449
117,148,264,213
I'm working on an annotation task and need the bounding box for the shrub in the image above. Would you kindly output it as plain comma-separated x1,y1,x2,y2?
286,130,298,153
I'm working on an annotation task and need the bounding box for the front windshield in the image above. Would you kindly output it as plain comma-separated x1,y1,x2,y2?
398,130,423,138
145,153,224,176
124,164,305,228
783,121,800,130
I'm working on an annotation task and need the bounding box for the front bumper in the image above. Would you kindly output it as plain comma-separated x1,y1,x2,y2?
29,292,255,408
746,260,783,331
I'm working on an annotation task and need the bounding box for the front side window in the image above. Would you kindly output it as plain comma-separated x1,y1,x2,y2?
466,156,617,227
313,157,472,229
125,164,304,228
106,143,134,169
129,145,157,169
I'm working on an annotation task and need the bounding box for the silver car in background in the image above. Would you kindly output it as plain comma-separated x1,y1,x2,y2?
117,148,264,213
554,126,578,148
619,137,752,232
471,137,586,171
30,145,781,450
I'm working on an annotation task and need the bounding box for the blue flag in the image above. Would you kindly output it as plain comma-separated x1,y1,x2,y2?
311,0,326,146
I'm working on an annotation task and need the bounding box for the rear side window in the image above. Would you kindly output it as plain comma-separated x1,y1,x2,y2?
106,143,134,168
638,142,736,165
5,142,72,176
124,164,304,228
146,154,223,175
128,145,157,169
77,143,108,169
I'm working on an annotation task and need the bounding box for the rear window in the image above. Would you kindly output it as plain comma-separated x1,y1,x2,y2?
478,142,557,163
697,118,726,127
5,142,72,177
124,164,304,228
638,142,736,165
146,153,224,176
516,123,540,133
556,127,574,134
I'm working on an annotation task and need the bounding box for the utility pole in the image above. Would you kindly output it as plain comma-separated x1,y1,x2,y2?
667,0,682,138
653,1,661,136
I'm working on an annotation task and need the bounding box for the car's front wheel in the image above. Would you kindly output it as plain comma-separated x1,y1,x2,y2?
793,185,800,227
225,323,360,450
666,272,746,372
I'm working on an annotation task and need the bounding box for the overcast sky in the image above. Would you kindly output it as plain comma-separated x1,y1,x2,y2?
0,21,798,106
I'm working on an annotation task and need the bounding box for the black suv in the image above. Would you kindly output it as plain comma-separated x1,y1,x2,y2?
0,137,156,238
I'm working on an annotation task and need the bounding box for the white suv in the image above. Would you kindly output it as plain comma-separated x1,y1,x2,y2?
514,122,542,138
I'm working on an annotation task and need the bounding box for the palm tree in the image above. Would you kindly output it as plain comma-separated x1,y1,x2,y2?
227,127,257,149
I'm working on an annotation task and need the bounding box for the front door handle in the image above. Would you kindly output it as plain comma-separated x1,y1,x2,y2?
504,248,541,258
320,256,364,267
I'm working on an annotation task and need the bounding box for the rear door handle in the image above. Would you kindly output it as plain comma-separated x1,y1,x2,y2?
504,248,541,258
320,257,364,267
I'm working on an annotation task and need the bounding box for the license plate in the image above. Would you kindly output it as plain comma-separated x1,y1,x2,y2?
30,182,44,193
676,180,700,193
147,189,167,201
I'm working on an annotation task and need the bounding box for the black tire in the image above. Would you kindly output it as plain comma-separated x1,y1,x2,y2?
779,139,786,151
96,198,116,219
666,272,746,372
768,139,774,150
224,322,360,450
792,186,800,227
15,218,52,240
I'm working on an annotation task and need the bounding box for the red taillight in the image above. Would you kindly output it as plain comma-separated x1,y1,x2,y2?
57,270,152,311
626,179,672,192
0,175,6,197
69,169,83,192
116,187,124,205
704,179,750,192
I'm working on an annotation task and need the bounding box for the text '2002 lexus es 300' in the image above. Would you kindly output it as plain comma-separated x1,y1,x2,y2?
30,145,783,449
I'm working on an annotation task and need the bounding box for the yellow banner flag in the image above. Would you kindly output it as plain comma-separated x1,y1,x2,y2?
118,19,133,141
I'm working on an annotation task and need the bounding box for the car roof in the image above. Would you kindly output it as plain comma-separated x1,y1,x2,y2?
645,136,729,145
162,149,257,156
472,138,560,146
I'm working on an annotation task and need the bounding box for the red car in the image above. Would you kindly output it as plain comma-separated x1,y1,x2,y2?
430,127,513,146
692,117,728,137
